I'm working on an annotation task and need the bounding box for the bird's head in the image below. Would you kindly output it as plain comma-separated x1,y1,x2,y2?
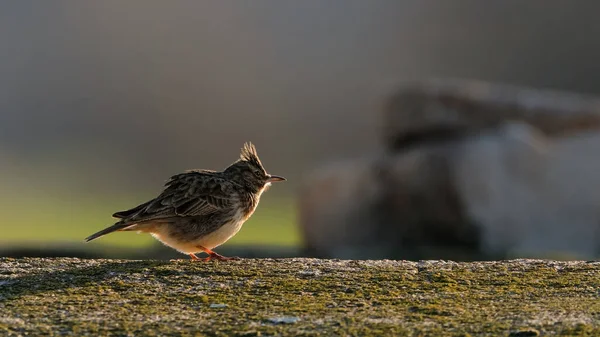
225,142,285,193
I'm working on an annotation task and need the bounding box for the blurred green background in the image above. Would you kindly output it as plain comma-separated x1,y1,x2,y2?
0,191,299,248
3,1,600,258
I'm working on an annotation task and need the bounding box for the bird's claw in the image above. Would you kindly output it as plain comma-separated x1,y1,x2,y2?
207,254,240,262
188,253,240,262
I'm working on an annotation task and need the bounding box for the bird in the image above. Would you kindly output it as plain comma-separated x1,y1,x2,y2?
84,142,286,261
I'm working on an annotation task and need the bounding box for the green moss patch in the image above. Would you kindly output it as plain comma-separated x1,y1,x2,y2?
1,258,599,336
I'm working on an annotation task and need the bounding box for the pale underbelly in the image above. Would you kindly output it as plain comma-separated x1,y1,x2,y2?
149,217,247,254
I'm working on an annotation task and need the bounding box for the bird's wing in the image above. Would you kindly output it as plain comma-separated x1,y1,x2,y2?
115,171,238,224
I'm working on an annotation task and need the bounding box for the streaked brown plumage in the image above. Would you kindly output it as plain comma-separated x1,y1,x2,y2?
85,142,285,261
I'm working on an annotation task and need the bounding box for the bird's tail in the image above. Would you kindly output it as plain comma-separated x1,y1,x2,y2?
84,222,131,242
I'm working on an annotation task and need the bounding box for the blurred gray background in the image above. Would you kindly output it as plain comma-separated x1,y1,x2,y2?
2,1,600,259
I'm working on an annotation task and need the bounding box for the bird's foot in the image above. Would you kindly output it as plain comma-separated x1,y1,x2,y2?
189,252,239,262
194,246,240,262
207,252,240,261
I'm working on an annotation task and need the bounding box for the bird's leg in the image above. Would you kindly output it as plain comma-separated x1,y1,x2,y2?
189,252,211,262
196,246,240,261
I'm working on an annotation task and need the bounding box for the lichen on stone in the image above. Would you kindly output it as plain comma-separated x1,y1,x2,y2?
1,258,599,336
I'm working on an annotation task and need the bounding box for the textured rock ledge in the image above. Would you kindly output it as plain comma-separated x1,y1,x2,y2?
1,258,599,336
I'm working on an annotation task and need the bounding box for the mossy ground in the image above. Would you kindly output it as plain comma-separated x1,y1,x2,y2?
1,258,599,336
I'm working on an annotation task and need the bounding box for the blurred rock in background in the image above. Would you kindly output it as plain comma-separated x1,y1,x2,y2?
299,79,600,260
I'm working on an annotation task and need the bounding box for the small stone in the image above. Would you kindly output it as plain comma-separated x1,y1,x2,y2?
298,269,321,277
509,328,540,337
266,316,301,324
209,303,227,309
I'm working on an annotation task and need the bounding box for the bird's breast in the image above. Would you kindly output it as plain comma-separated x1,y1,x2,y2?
198,209,247,249
241,190,264,220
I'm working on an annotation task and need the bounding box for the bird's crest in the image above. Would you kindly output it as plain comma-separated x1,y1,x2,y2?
239,142,264,169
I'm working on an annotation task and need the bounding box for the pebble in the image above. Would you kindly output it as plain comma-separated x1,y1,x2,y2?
267,316,301,324
209,303,227,308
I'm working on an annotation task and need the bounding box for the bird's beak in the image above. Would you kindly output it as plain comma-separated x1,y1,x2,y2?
267,174,286,183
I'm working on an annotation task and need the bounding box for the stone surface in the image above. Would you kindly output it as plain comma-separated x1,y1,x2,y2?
2,258,600,336
384,79,600,151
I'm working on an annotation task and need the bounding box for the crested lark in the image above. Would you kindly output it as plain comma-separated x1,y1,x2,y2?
85,142,285,261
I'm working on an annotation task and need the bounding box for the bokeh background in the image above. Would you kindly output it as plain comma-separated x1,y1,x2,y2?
3,1,600,260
